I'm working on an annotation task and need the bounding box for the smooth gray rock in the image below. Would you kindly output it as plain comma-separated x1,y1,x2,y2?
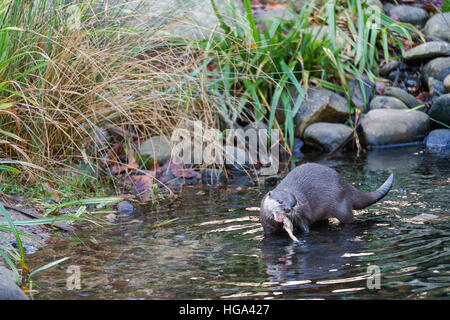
403,41,450,61
424,13,450,43
428,77,445,95
303,122,353,152
379,60,402,77
369,95,409,110
349,78,375,111
361,109,430,146
0,267,28,300
428,94,450,126
124,0,245,39
384,87,423,108
365,0,383,11
422,57,450,82
259,0,327,12
388,5,428,26
383,3,395,13
294,88,350,138
139,135,172,164
254,7,294,27
443,74,450,93
426,129,450,149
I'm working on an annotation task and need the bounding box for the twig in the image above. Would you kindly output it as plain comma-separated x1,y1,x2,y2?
0,201,77,233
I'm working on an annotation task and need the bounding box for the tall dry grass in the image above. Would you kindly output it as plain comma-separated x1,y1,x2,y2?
0,0,218,180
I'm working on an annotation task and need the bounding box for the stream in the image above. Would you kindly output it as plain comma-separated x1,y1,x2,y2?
26,145,449,299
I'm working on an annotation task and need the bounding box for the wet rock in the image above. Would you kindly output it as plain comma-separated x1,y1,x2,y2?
369,96,408,110
424,13,450,43
427,77,445,96
294,88,349,138
426,129,450,149
423,57,450,83
117,201,134,215
201,168,226,186
387,5,428,27
349,78,375,112
428,94,450,127
138,135,172,165
0,267,28,300
383,87,423,109
403,41,450,62
444,74,450,93
303,122,353,152
360,109,430,146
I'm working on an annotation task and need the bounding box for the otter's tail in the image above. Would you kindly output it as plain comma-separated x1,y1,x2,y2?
351,173,394,210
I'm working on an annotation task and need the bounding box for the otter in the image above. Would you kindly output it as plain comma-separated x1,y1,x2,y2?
260,163,393,241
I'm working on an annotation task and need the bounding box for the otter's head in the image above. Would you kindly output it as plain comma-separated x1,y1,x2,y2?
262,190,297,223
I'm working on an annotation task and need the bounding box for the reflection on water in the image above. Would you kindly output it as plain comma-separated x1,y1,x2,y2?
27,146,449,299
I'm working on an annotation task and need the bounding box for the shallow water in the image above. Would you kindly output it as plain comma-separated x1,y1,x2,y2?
27,146,449,299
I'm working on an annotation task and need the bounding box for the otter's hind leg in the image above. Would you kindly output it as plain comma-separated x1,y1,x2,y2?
334,201,354,224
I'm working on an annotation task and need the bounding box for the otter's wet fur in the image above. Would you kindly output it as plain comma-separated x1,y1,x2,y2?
260,163,394,236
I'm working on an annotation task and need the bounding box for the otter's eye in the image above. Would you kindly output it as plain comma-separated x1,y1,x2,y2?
279,200,283,204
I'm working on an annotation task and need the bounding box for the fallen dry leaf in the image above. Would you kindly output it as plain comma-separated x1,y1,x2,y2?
124,174,155,202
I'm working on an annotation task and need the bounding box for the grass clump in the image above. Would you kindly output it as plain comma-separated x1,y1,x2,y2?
195,0,419,151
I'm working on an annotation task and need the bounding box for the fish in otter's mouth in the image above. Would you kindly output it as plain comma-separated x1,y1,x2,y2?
263,193,299,242
279,213,299,242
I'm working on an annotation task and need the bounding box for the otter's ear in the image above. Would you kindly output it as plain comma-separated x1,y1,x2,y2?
268,191,272,197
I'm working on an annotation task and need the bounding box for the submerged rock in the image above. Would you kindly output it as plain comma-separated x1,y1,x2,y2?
383,87,423,109
360,109,430,146
0,267,28,300
387,5,428,27
303,122,353,152
117,201,134,215
426,129,450,149
428,94,450,127
424,13,450,43
369,96,408,110
294,88,349,138
403,41,450,62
